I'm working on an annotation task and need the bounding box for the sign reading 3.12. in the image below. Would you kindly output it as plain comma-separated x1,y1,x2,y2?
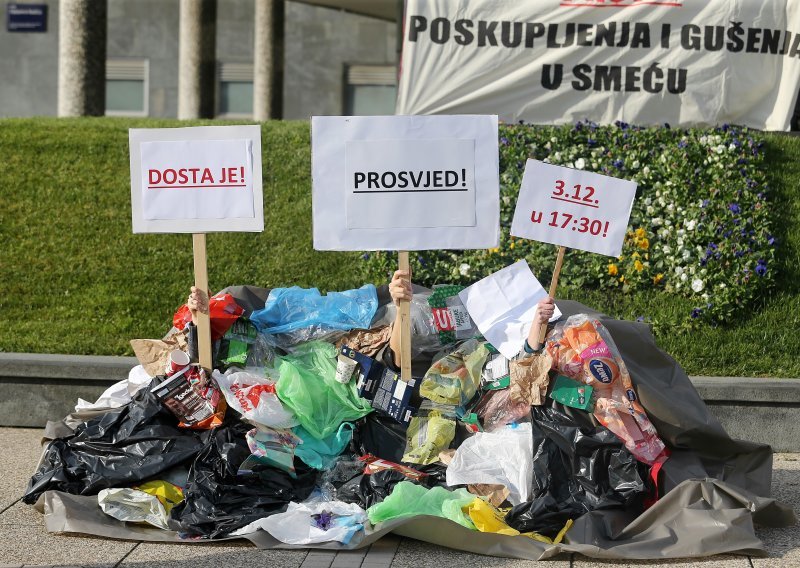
510,160,637,257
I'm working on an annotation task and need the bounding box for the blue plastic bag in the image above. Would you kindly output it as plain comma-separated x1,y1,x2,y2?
250,285,378,335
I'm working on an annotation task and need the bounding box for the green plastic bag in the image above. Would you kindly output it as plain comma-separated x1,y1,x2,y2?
419,339,489,406
275,341,372,439
367,481,476,529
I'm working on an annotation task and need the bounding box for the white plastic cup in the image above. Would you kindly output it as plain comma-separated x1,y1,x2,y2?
335,355,357,384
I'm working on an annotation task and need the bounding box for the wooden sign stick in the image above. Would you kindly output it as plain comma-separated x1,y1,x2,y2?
398,250,413,382
192,233,213,373
536,245,567,349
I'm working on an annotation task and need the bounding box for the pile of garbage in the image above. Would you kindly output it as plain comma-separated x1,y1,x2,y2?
24,284,795,560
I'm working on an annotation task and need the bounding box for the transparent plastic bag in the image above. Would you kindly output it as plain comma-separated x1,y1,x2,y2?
419,339,488,406
250,285,378,335
274,341,373,439
546,314,666,465
445,422,533,506
402,402,456,465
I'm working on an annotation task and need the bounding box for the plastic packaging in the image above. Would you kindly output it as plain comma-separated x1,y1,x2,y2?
241,426,303,477
366,481,476,529
546,314,666,464
24,383,206,504
98,487,172,530
504,401,650,538
466,499,572,544
231,499,368,544
249,285,378,335
169,420,317,538
274,341,372,439
428,284,479,344
402,404,456,465
445,422,533,506
472,388,531,432
352,413,409,464
419,339,488,407
173,292,244,341
214,369,299,429
136,480,184,516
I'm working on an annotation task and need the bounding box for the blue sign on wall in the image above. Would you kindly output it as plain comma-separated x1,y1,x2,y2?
7,3,47,32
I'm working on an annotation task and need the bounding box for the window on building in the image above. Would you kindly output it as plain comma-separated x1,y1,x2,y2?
106,59,148,116
218,63,253,118
344,64,397,116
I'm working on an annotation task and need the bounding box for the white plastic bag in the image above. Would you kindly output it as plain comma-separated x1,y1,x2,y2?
213,369,299,429
445,422,533,506
231,499,368,544
75,365,152,412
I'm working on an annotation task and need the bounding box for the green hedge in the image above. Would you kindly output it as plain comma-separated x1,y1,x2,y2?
0,118,798,377
363,122,776,326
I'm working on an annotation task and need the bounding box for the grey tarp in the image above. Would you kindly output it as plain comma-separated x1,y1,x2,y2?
29,289,796,559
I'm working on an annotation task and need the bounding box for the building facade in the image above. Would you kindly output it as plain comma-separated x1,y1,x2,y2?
0,0,398,119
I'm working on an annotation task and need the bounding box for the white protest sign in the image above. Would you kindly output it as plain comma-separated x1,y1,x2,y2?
458,260,562,360
510,160,636,257
129,125,263,233
312,115,499,251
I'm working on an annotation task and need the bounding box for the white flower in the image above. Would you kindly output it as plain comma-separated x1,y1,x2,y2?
685,220,696,231
729,143,737,152
715,144,726,154
675,266,684,275
459,263,471,276
644,197,652,206
680,273,688,282
646,205,655,215
551,136,558,143
553,152,561,161
662,245,672,254
502,196,511,206
642,166,650,176
632,160,640,169
574,158,586,170
682,249,692,261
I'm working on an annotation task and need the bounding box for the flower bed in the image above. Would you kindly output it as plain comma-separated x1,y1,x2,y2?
362,122,777,325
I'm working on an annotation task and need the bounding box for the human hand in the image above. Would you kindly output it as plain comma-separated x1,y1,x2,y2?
534,296,555,324
389,269,412,306
187,286,209,324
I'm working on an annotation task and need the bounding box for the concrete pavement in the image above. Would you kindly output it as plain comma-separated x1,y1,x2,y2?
1,427,797,568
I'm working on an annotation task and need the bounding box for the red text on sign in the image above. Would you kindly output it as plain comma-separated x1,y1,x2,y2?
147,166,246,188
551,180,599,208
530,209,610,237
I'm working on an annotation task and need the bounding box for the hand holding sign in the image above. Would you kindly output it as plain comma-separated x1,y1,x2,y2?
511,160,637,347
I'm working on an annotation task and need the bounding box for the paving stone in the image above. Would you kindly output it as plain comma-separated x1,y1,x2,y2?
121,541,306,568
0,500,45,527
572,554,750,566
0,427,45,510
0,523,134,566
752,454,800,567
389,537,570,567
330,548,368,568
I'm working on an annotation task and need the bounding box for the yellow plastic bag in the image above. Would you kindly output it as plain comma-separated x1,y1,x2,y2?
467,499,572,544
135,480,184,516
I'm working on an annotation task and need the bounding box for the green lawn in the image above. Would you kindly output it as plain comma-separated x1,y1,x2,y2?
0,118,798,377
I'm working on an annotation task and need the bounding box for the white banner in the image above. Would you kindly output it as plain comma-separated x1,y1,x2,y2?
129,125,263,233
397,0,800,130
511,160,637,257
312,115,499,251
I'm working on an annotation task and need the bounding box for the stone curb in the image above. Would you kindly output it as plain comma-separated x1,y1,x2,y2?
1,353,798,450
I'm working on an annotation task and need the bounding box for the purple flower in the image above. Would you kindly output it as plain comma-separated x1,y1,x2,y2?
635,316,645,322
767,235,777,246
702,199,710,208
678,139,688,149
691,307,702,319
755,259,768,276
361,253,370,260
587,138,597,147
612,159,624,169
500,137,510,146
729,203,741,214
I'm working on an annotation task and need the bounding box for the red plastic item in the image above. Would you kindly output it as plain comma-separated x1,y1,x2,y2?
173,293,244,341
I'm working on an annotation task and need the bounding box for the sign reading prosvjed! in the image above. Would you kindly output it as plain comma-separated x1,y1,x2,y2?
129,125,263,233
510,160,636,257
312,115,499,251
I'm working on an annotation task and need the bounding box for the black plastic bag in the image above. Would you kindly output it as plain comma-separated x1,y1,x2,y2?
504,401,650,538
351,412,408,463
168,419,316,538
24,382,207,504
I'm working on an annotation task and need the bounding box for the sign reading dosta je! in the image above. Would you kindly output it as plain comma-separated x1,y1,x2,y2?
129,125,264,234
